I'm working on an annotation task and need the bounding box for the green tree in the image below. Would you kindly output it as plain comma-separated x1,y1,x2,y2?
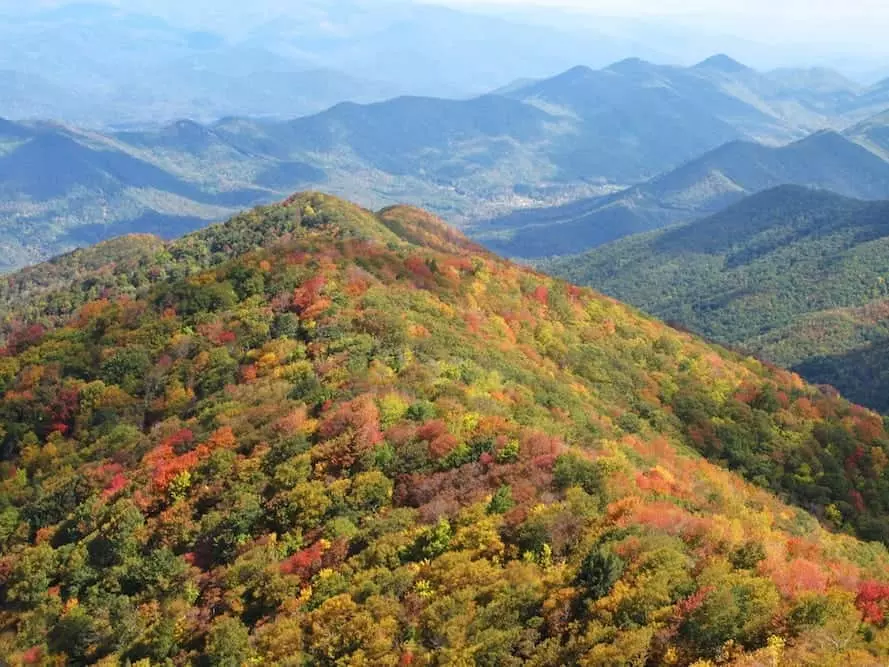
206,616,253,667
578,548,625,600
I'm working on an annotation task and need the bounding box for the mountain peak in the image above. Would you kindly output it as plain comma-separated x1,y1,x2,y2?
733,183,842,206
693,54,751,73
795,128,859,149
548,64,596,83
809,128,845,139
606,57,656,74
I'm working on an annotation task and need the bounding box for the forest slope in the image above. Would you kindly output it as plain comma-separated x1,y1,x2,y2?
3,194,889,664
543,186,889,411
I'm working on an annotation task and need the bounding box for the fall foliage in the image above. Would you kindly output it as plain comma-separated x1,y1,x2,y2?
2,193,889,664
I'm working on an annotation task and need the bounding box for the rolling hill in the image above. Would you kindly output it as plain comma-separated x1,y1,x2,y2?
542,186,889,411
476,130,889,258
0,96,571,272
4,194,889,663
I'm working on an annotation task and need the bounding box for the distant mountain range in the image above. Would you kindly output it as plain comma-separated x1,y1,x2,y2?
3,55,889,271
198,54,889,189
0,4,398,124
542,186,889,411
477,128,889,257
0,2,688,125
2,0,888,128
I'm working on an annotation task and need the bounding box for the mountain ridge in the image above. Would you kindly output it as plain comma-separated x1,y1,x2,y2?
5,193,889,663
478,129,889,258
5,56,889,273
542,185,889,411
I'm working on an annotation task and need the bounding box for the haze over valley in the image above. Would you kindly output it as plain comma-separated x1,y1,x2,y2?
5,46,889,271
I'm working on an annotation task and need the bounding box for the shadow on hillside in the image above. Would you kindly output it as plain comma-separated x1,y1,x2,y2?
63,211,212,245
795,340,889,414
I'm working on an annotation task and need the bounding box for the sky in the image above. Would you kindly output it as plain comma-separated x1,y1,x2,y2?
1,0,887,76
8,0,889,31
438,0,886,17
429,0,889,79
436,0,889,44
5,0,888,43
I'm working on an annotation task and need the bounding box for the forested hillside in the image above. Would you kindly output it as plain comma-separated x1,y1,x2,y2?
543,186,889,412
5,194,889,664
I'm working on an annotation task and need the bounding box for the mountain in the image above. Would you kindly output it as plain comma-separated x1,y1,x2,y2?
0,58,779,272
542,185,889,411
0,5,400,125
503,62,743,183
235,57,889,196
0,93,565,272
0,70,82,120
0,121,279,272
5,193,889,663
6,55,889,272
847,109,889,161
205,58,842,219
106,67,400,126
499,55,831,183
219,53,843,189
688,58,864,129
236,2,676,98
0,2,670,125
98,46,402,124
0,116,35,141
219,94,553,176
477,130,889,258
508,53,872,137
847,77,889,122
766,66,862,100
1,1,889,127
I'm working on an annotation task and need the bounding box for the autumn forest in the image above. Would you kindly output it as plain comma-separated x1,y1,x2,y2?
2,194,889,664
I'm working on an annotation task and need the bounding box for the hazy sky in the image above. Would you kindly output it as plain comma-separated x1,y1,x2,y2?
438,0,886,16
6,0,888,42
3,0,887,71
435,0,889,43
10,0,889,27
